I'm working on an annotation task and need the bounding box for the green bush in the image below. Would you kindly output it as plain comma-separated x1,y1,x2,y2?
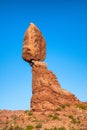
65,103,70,107
45,127,57,130
68,114,81,124
77,120,81,124
36,123,42,128
2,128,7,130
71,127,76,130
68,115,77,124
8,126,24,130
14,126,24,130
68,115,73,119
60,104,66,109
56,107,62,111
28,111,33,116
54,127,57,130
24,110,29,114
48,113,59,120
24,110,33,116
32,119,43,122
52,113,59,120
76,104,86,110
44,128,57,130
58,126,67,130
26,125,34,130
48,114,53,118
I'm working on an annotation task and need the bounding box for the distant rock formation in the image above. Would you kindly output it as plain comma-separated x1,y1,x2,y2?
22,23,80,112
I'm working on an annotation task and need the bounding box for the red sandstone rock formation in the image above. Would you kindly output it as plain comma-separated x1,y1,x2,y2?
22,23,46,62
0,23,87,130
22,23,80,112
31,60,79,112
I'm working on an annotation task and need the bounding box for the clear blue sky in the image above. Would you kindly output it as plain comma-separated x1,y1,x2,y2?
0,0,87,110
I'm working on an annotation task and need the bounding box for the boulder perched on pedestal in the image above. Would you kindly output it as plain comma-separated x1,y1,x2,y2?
22,23,80,113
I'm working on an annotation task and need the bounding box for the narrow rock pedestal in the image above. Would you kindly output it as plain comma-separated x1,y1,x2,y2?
31,60,79,112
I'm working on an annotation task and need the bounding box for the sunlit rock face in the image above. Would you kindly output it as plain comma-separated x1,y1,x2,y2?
22,23,80,112
22,23,46,62
31,60,79,112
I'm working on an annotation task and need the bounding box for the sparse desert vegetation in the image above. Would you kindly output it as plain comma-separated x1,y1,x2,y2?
0,106,87,130
76,103,87,110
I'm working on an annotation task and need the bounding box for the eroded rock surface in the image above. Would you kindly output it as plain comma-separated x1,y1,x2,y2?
31,61,79,112
22,23,80,112
22,23,46,62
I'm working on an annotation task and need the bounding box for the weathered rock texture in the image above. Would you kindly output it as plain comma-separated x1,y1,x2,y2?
22,23,46,62
1,23,87,130
31,60,79,111
22,23,80,112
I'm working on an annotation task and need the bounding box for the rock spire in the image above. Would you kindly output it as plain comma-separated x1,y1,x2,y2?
22,23,79,112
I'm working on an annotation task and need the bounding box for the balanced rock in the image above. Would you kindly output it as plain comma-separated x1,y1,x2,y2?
22,23,80,112
22,23,46,62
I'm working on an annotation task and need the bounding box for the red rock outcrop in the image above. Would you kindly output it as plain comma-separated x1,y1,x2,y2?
22,23,46,62
0,23,87,130
31,60,79,112
22,23,80,112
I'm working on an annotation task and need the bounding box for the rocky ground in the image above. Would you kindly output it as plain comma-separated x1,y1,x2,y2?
0,103,87,130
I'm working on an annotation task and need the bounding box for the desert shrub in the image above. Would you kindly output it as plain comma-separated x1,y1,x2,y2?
68,115,77,124
71,118,77,124
8,126,13,130
24,110,33,116
26,125,34,130
32,119,43,122
5,120,9,124
52,113,59,120
58,126,67,130
77,119,81,124
71,127,76,130
36,123,42,128
44,128,57,130
68,115,73,119
54,127,57,130
8,126,24,130
44,128,53,130
76,104,86,110
65,103,70,107
68,114,81,124
15,126,24,130
24,110,29,113
2,128,7,130
56,107,62,111
60,104,66,109
48,114,53,118
48,113,59,120
28,111,33,116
